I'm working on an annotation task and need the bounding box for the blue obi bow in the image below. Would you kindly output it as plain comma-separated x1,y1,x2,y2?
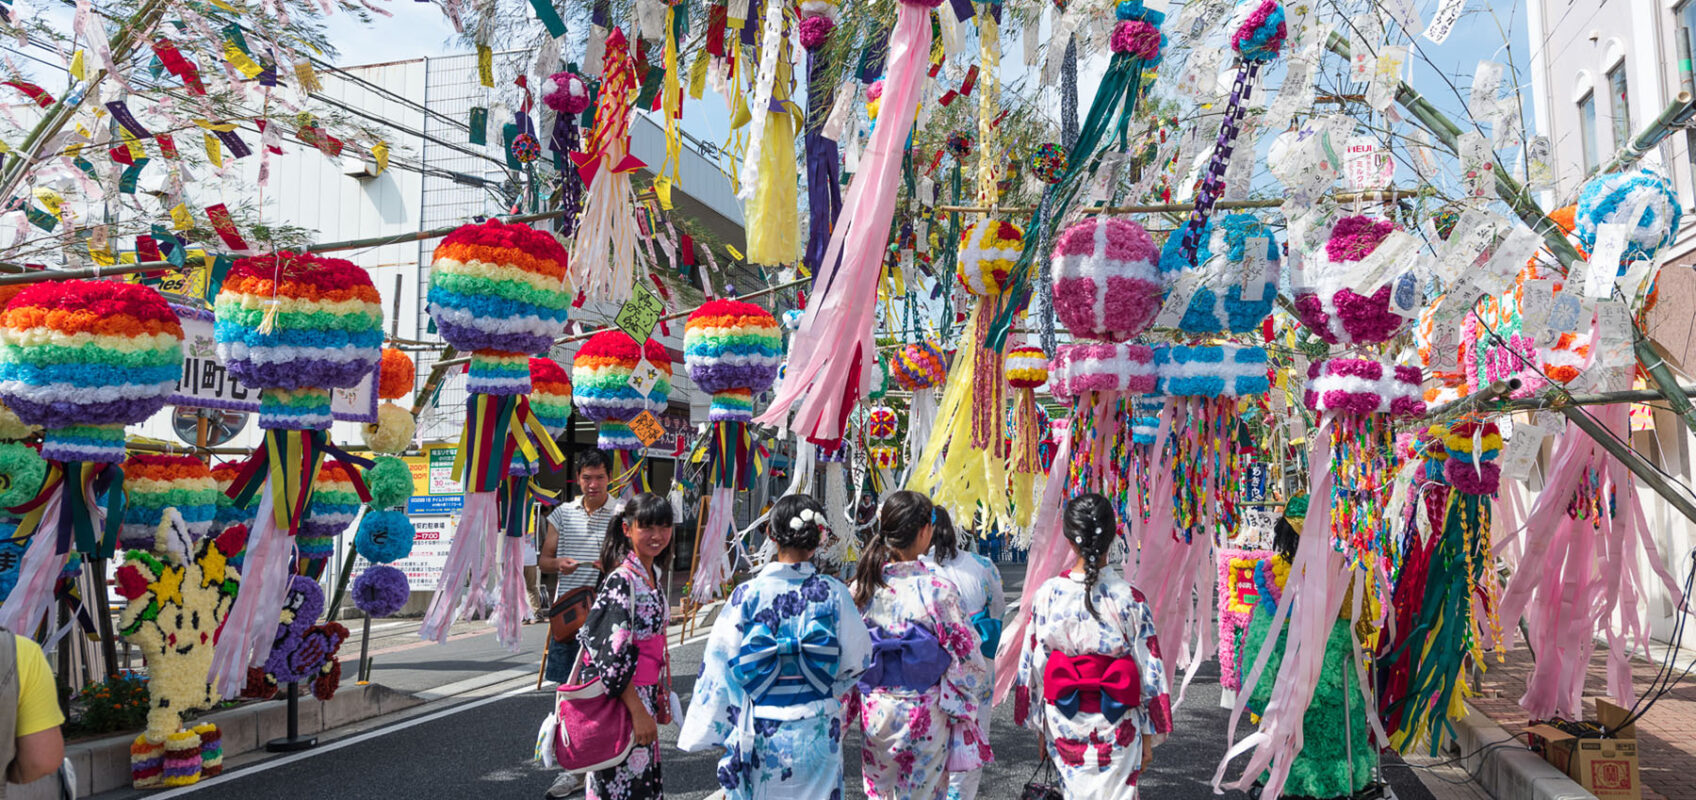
729,619,840,701
970,608,1003,659
858,625,951,693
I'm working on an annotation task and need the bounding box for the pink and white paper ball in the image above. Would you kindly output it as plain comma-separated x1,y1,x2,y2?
1303,358,1426,418
1051,218,1163,342
1291,216,1413,346
1049,341,1157,403
543,72,592,115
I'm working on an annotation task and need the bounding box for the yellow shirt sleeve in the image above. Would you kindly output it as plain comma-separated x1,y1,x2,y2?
14,636,64,736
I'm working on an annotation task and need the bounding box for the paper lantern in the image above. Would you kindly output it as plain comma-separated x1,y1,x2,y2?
0,280,184,461
1304,358,1426,418
529,357,573,436
1005,346,1050,389
572,331,671,450
956,221,1024,297
119,455,219,551
215,253,382,429
1292,216,1412,346
377,348,414,400
1051,218,1163,342
1050,341,1158,401
1575,169,1682,269
866,405,899,440
684,299,783,421
1158,214,1279,334
891,341,948,390
1155,344,1270,398
427,220,571,388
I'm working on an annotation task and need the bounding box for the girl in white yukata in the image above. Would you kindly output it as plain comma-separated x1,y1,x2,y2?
1014,493,1172,799
851,491,993,800
921,508,1005,800
679,494,873,800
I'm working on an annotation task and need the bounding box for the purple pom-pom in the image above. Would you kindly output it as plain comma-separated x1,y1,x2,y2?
352,565,411,618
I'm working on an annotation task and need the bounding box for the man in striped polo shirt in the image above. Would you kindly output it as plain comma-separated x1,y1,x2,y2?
540,449,617,685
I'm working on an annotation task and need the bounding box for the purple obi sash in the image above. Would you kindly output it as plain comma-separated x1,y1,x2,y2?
857,625,951,693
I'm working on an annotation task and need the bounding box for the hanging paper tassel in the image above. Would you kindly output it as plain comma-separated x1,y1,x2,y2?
754,0,935,445
543,70,592,235
571,28,645,304
800,3,843,276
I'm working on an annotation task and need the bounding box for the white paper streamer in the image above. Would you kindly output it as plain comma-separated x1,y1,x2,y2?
735,0,789,201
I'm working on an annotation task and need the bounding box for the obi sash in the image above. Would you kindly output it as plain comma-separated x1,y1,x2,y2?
728,618,841,706
858,625,950,694
971,607,1003,660
634,632,666,687
1042,652,1142,723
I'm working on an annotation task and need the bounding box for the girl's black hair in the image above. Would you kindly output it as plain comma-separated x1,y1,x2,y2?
851,490,933,608
1062,493,1118,620
1273,516,1301,562
768,493,825,553
597,493,675,587
930,506,959,563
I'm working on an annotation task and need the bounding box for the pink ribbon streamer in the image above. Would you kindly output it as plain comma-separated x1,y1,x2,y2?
420,491,499,643
753,3,931,444
208,486,293,698
1129,401,1215,708
994,430,1074,705
690,485,737,604
491,535,526,651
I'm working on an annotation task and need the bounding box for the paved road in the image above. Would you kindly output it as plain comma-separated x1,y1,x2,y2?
106,565,1445,800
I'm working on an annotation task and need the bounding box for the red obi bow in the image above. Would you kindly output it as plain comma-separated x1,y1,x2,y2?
1042,652,1142,723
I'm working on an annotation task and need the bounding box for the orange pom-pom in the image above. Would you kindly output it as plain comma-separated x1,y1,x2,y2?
377,348,414,400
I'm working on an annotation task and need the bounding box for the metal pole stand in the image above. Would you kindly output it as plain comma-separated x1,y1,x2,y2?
265,681,319,752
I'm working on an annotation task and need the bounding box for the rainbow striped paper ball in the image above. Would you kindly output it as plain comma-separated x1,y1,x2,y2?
118,455,219,550
1005,346,1049,389
427,220,571,358
1051,218,1162,342
299,462,361,562
215,252,383,393
0,280,183,462
956,221,1024,297
685,300,781,422
573,332,671,449
529,357,573,437
891,341,948,391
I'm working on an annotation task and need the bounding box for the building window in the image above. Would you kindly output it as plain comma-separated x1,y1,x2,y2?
1608,64,1631,150
1681,1,1696,76
1579,90,1599,174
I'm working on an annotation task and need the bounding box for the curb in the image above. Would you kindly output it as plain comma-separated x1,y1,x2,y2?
64,682,423,797
1454,701,1596,800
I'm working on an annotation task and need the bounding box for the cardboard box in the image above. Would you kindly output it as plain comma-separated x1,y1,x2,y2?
1525,700,1642,800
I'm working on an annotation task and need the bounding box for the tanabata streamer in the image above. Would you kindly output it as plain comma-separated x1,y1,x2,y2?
209,252,379,697
569,29,645,304
572,331,672,486
1005,345,1049,529
421,220,569,650
801,3,843,276
741,5,801,268
0,280,183,637
543,71,590,237
684,299,781,603
754,0,936,446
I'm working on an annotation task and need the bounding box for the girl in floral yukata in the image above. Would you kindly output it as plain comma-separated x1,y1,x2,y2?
1015,493,1172,799
679,494,873,799
921,508,1005,800
577,493,676,800
851,490,993,800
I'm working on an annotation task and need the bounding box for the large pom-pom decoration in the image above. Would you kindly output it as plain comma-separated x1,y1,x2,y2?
529,358,573,437
209,251,380,699
364,457,414,510
887,340,947,473
352,564,410,618
1006,345,1050,528
1574,169,1682,272
355,510,415,564
422,220,570,649
1292,216,1412,345
684,300,781,603
1028,143,1067,184
1379,420,1504,754
1051,218,1163,342
1159,214,1280,333
572,331,672,455
1175,0,1284,272
0,443,45,511
865,405,899,441
119,456,219,551
0,280,184,638
754,0,942,448
569,30,644,304
361,402,416,455
956,222,1024,297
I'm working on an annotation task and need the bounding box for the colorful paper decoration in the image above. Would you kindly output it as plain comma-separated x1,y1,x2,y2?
1574,169,1682,269
956,221,1024,297
1159,214,1280,334
119,455,219,551
1293,216,1412,346
572,331,672,451
1051,218,1163,342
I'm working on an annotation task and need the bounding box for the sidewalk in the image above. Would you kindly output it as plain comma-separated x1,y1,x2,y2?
1470,642,1696,800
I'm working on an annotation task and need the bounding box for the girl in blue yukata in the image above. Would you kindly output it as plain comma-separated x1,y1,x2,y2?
679,494,873,799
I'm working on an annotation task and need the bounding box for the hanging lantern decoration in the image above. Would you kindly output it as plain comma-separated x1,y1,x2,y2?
119,455,219,552
1051,218,1164,342
1293,216,1414,346
1574,169,1682,273
298,462,361,578
543,70,592,238
1006,345,1050,529
573,331,672,470
1159,214,1280,334
865,405,900,441
684,299,782,603
890,340,947,471
420,220,570,649
207,253,380,697
1027,143,1067,185
1155,344,1269,541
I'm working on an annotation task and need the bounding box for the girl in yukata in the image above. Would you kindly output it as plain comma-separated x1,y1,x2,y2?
851,490,993,800
921,508,1005,800
679,494,873,799
577,493,676,800
1014,493,1172,799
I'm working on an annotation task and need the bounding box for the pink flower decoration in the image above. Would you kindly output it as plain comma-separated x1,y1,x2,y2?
1051,218,1163,341
799,15,835,50
1111,20,1161,58
1325,215,1397,262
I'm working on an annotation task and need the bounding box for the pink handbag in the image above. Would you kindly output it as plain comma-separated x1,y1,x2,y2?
553,668,634,774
